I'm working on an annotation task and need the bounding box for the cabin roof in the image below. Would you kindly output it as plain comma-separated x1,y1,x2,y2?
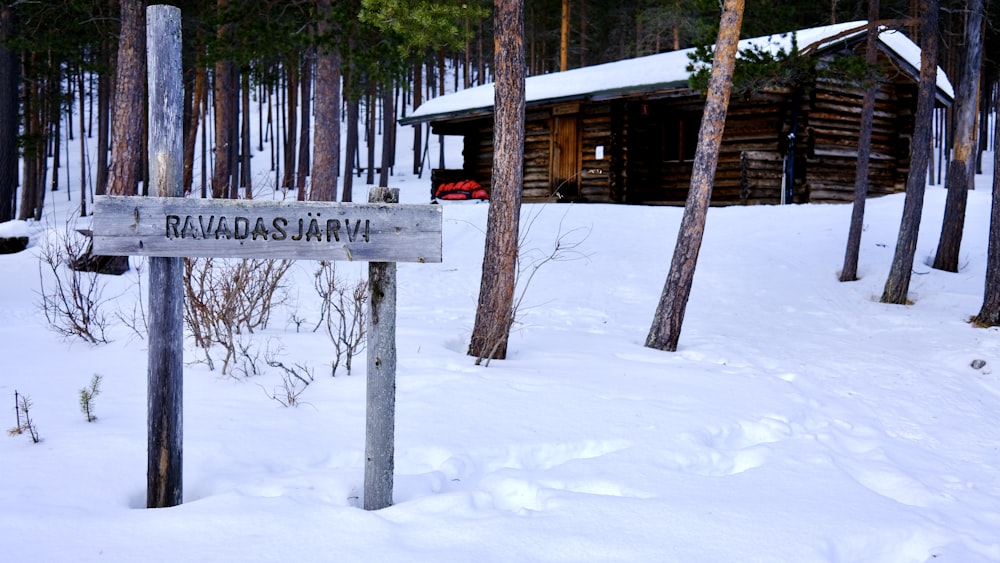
401,21,954,125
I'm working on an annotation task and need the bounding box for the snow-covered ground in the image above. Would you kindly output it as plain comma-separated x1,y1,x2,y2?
3,86,1000,561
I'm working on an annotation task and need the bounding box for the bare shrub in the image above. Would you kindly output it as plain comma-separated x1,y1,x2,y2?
37,226,112,344
183,257,293,375
116,257,148,340
475,207,590,366
313,261,368,376
263,345,315,407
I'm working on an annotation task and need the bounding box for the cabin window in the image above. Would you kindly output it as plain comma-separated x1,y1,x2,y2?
662,110,700,163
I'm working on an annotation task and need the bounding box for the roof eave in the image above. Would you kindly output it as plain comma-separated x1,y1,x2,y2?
401,80,692,126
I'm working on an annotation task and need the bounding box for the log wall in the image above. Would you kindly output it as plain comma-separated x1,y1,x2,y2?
801,78,913,203
432,58,920,207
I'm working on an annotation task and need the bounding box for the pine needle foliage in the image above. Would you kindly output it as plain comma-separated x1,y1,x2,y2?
79,374,102,423
687,33,876,99
8,391,40,443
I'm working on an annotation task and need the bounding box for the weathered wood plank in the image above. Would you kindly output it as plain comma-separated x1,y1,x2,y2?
364,186,397,511
92,195,443,263
145,4,184,510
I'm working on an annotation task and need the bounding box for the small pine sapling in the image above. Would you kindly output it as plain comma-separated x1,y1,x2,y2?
79,374,103,422
8,391,41,443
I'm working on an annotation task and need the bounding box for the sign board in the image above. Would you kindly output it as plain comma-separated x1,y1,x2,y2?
92,195,443,263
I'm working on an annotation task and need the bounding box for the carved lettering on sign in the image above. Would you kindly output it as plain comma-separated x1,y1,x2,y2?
165,213,371,243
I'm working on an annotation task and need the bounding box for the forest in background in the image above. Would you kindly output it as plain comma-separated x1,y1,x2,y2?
0,0,998,223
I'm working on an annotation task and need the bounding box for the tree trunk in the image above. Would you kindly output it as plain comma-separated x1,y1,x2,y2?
226,64,239,199
673,0,680,50
881,0,938,304
183,64,206,194
296,49,313,196
468,0,525,362
18,62,38,221
49,56,62,194
412,59,423,175
78,67,87,215
0,5,18,223
379,82,394,188
366,83,376,186
932,0,983,273
107,0,146,198
973,103,1000,326
840,0,879,283
239,67,252,195
212,0,234,199
478,18,486,84
645,0,745,352
95,52,112,196
211,59,234,198
560,0,570,71
283,58,299,194
343,96,360,202
310,0,341,202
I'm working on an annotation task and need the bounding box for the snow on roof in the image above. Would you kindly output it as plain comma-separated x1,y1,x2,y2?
404,20,953,124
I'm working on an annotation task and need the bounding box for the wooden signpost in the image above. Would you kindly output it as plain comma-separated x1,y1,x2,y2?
93,5,442,511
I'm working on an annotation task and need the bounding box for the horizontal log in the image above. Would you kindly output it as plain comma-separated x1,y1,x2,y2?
92,195,442,263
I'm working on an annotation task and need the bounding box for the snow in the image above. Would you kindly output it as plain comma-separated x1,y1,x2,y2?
407,20,954,124
2,73,999,563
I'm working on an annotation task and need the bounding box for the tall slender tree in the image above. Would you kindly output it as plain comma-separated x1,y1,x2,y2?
932,0,984,273
107,0,145,198
560,0,570,71
310,0,342,202
881,0,938,304
973,108,1000,327
212,0,235,199
840,0,880,283
296,49,313,195
0,3,18,222
468,0,525,362
644,0,745,352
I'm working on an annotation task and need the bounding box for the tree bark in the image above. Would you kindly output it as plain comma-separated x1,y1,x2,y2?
560,0,570,71
881,0,938,304
95,45,112,196
282,58,299,194
183,64,206,194
296,49,313,196
239,68,251,195
212,0,234,199
932,0,983,273
343,96,360,202
645,0,745,352
973,104,1000,326
366,83,376,186
840,0,879,283
107,0,146,198
378,82,394,188
468,0,525,362
412,60,423,175
0,5,18,223
18,60,38,221
310,0,341,202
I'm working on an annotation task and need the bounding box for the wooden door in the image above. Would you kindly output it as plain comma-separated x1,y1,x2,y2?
551,104,580,199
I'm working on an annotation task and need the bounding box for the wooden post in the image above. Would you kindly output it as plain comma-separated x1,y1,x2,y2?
364,186,398,510
145,4,184,509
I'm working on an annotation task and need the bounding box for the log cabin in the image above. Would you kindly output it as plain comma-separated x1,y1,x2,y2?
401,21,954,205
